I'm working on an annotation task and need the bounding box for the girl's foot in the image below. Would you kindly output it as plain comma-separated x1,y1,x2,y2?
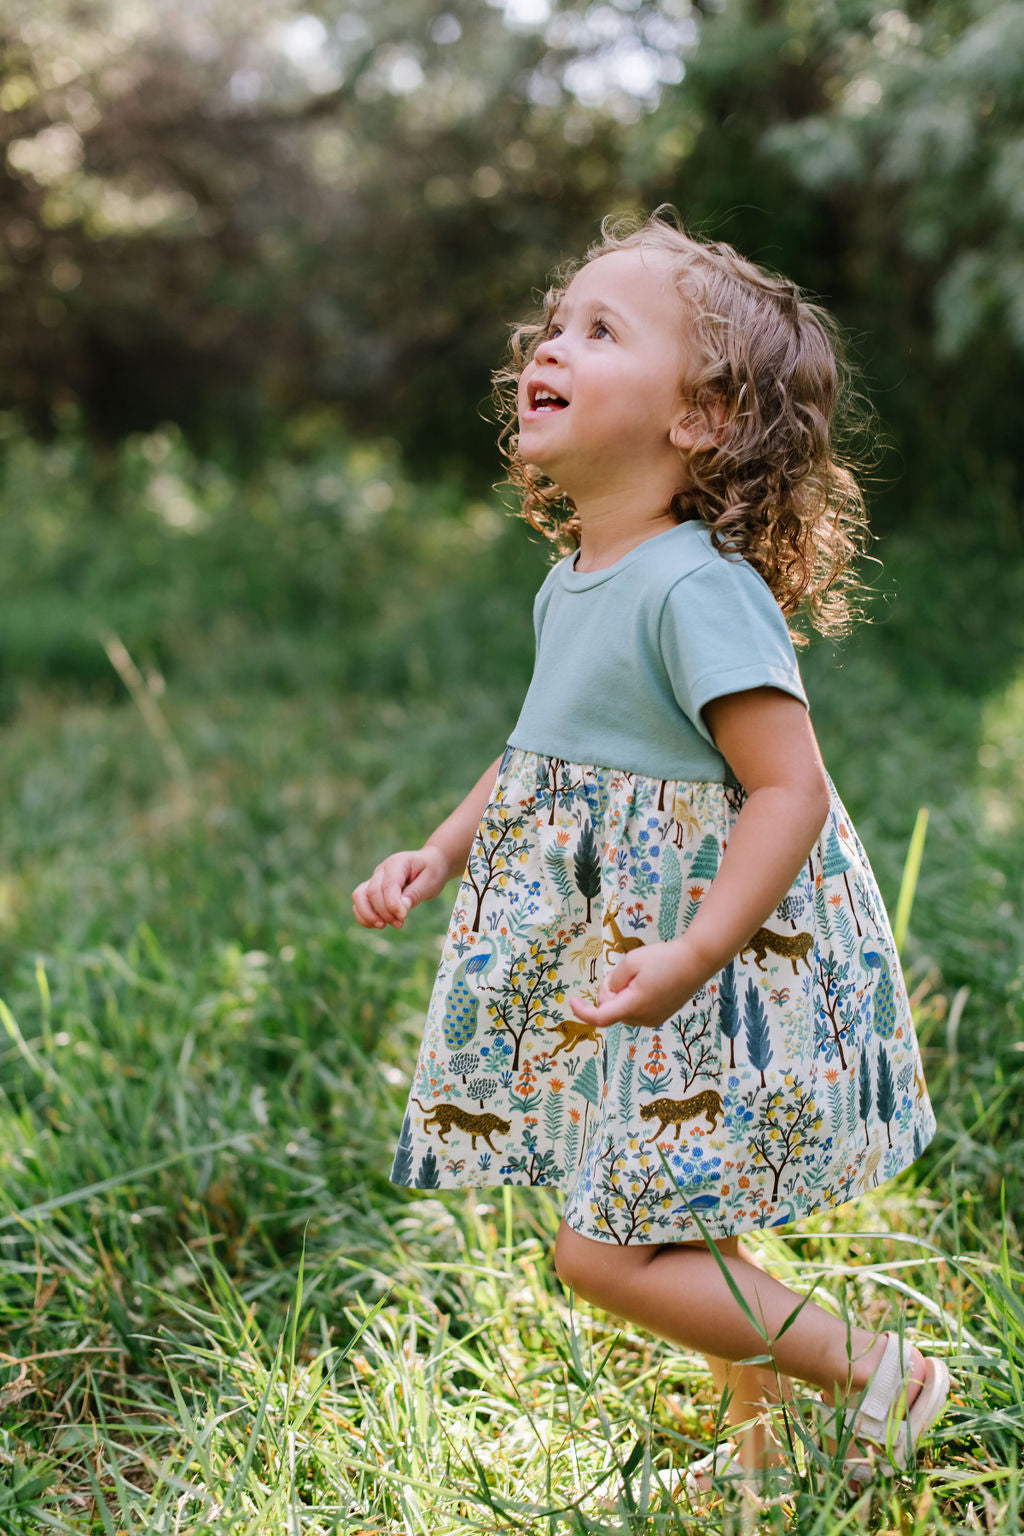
833,1332,950,1481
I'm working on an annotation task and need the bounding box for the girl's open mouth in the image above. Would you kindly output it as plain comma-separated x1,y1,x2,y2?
528,384,568,412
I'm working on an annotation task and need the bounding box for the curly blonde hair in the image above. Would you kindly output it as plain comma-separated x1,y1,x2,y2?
493,210,873,639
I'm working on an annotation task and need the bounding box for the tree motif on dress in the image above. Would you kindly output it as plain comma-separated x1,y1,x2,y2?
719,960,741,1070
463,791,531,931
536,758,585,826
744,980,773,1088
415,1146,440,1188
573,820,601,922
658,844,682,941
875,1044,896,1148
573,1053,600,1160
485,930,573,1070
814,951,857,1070
668,1001,716,1091
822,826,862,939
467,1077,497,1110
858,1048,872,1147
391,1113,414,1184
748,1077,822,1201
687,833,719,887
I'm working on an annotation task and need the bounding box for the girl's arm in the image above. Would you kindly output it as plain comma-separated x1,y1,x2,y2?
571,688,830,1028
352,754,503,930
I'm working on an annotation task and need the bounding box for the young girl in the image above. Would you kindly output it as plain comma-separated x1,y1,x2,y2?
352,213,949,1489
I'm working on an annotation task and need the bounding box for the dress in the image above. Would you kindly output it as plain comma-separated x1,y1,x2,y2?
390,522,936,1244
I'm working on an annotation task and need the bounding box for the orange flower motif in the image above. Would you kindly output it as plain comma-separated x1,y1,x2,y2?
829,894,842,908
549,1078,565,1092
556,830,571,846
688,885,704,902
569,1107,581,1124
739,1176,750,1189
825,1067,839,1084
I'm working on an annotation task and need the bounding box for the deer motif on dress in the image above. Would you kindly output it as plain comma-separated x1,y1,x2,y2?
603,898,645,963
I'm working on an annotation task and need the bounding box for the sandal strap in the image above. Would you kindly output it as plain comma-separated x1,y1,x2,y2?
849,1331,914,1446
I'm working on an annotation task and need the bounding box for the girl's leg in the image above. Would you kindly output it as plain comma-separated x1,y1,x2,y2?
699,1245,795,1470
554,1221,925,1467
703,1353,791,1471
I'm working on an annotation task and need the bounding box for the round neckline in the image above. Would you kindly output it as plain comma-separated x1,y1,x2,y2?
559,519,707,591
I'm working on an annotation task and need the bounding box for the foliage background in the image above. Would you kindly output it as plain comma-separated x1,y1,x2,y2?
0,1,1022,1532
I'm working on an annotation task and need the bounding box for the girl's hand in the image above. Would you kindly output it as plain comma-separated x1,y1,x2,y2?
352,846,450,930
569,939,704,1031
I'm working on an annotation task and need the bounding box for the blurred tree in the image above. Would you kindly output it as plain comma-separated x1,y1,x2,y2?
0,0,672,467
629,0,1024,523
1,0,1020,517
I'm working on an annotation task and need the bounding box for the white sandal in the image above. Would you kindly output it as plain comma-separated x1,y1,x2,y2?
681,1438,745,1499
840,1331,950,1479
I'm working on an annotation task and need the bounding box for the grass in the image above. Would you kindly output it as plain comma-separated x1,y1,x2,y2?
0,423,1021,1533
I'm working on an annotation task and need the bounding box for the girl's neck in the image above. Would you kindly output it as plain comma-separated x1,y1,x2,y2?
571,493,683,574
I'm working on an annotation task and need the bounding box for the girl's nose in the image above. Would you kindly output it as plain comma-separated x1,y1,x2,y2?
533,333,564,366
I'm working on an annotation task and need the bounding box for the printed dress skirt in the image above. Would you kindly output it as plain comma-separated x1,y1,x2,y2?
390,747,936,1244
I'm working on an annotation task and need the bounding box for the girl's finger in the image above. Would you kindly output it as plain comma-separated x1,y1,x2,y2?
402,875,433,907
601,957,637,997
352,883,386,929
571,985,639,1028
381,863,415,920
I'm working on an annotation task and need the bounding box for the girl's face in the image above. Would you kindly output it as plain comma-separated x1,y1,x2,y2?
516,247,698,502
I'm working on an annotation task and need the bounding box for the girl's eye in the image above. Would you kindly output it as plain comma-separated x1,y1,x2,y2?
592,319,611,339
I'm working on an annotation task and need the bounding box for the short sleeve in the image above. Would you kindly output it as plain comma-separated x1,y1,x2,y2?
658,553,807,749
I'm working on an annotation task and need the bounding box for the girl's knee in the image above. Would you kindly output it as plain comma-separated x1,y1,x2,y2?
554,1223,746,1306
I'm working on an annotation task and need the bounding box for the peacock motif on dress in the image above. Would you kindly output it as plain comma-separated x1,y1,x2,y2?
860,939,896,1040
442,941,498,1052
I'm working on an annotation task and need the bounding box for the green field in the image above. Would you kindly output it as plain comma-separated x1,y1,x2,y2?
1,426,1022,1533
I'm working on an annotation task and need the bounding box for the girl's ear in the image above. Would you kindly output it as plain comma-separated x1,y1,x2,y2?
669,409,704,452
670,398,728,452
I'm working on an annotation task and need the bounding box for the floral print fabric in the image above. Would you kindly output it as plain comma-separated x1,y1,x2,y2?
390,747,935,1244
